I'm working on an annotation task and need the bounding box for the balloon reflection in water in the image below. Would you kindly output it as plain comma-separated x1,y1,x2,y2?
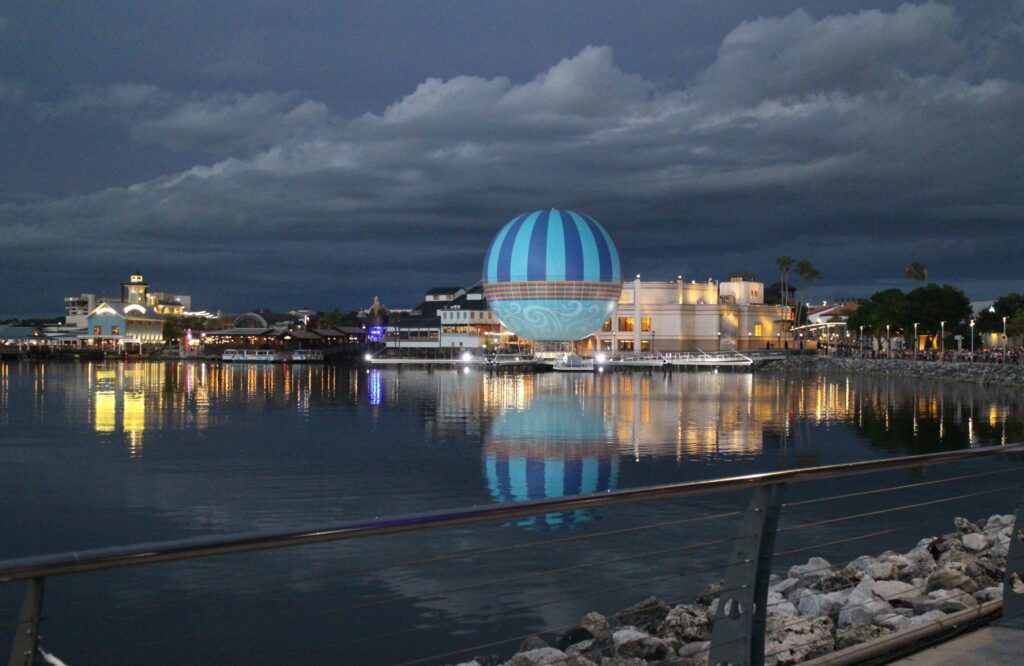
484,399,618,527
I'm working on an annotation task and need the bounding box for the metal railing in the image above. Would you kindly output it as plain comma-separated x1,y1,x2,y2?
4,444,1024,665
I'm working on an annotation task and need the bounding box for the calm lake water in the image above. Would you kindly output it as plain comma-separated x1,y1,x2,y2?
1,361,1022,664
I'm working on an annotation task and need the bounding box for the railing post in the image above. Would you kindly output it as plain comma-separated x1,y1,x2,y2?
7,577,44,666
709,483,785,666
1000,495,1024,628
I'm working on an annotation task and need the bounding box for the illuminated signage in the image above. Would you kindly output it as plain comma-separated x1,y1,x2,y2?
368,326,386,342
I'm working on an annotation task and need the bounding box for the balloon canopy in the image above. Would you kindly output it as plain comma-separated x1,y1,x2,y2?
482,209,622,341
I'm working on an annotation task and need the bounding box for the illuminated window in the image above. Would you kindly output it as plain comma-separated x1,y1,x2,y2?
602,319,612,332
618,317,634,332
640,340,651,351
754,324,763,337
618,339,634,351
641,317,651,332
111,326,120,336
93,326,101,336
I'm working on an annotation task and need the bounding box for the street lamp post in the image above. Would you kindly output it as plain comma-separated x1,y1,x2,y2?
913,322,919,361
940,321,946,358
886,324,891,359
859,325,864,354
1003,316,1008,348
970,319,976,359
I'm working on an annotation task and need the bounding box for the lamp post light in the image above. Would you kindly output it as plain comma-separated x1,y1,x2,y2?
970,319,976,358
913,322,919,360
886,324,891,359
940,321,946,357
1003,316,1008,348
859,324,864,354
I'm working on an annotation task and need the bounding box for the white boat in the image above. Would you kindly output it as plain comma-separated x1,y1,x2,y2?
221,349,283,363
288,349,324,363
552,355,595,372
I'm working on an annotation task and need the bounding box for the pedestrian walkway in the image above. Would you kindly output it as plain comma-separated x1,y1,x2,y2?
890,625,1021,664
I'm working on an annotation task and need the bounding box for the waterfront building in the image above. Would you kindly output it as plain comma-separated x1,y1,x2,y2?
589,274,789,352
64,273,192,328
386,285,512,350
84,301,165,347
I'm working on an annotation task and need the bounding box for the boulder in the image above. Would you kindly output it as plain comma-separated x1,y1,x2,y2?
836,623,890,650
926,568,978,594
765,615,834,665
963,533,988,552
767,591,798,618
611,628,671,661
903,545,937,578
974,586,1003,603
613,596,669,633
867,561,899,581
846,555,878,575
676,641,710,658
926,589,978,613
580,612,610,638
983,514,1016,530
906,610,946,629
954,517,981,534
662,604,709,642
873,612,910,631
870,579,916,603
838,578,893,628
503,647,571,666
556,626,596,651
695,582,722,606
518,636,549,653
797,590,848,618
789,557,834,584
769,577,801,597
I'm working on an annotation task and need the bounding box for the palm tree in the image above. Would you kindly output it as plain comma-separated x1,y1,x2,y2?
795,260,821,326
776,256,794,308
905,261,928,282
776,256,795,346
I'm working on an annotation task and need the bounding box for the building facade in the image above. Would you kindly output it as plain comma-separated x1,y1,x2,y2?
588,275,789,352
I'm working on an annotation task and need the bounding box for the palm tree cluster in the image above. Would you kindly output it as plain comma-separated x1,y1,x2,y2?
776,257,821,327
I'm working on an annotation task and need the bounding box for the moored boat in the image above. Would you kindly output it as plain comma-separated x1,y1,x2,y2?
221,349,283,363
288,349,324,363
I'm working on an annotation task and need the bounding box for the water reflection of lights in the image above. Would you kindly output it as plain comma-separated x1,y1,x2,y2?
368,369,383,406
485,400,617,527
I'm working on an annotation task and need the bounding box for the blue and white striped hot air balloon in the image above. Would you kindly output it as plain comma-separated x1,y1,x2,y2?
482,209,622,342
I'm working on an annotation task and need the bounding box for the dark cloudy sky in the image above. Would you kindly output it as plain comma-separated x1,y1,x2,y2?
2,1,1023,316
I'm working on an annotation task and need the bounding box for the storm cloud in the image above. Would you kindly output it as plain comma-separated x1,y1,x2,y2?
1,2,1023,315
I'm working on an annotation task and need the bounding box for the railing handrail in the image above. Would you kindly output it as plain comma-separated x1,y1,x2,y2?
2,442,1022,583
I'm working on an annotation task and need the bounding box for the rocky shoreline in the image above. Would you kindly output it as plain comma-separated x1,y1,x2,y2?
456,513,1015,666
759,355,1024,387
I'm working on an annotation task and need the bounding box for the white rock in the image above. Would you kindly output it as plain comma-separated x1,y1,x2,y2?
871,580,916,602
765,615,834,665
770,577,801,597
975,586,1003,603
797,591,848,617
868,561,899,580
789,556,833,582
676,641,710,658
767,591,798,617
963,533,988,552
873,612,910,631
847,555,878,574
502,647,569,666
926,588,978,613
985,514,1015,530
839,578,893,628
906,610,946,629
